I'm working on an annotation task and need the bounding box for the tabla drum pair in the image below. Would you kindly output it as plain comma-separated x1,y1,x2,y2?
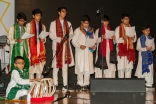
29,78,56,98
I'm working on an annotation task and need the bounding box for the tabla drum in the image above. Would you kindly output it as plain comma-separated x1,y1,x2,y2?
40,78,56,97
29,81,44,98
29,78,56,98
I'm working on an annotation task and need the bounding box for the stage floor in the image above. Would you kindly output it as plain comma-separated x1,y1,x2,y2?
0,88,156,104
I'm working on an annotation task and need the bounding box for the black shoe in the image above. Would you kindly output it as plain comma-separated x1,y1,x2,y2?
77,84,82,90
82,85,89,91
146,86,152,88
62,85,68,91
54,85,58,90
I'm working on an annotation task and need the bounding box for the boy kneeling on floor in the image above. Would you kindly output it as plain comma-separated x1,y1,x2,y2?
6,56,37,100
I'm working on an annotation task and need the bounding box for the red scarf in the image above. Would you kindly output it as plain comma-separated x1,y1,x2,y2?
56,18,72,68
29,19,46,66
118,23,136,63
100,25,113,57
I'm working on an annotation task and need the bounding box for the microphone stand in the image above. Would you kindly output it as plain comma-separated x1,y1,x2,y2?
99,7,104,78
42,26,72,75
52,26,90,104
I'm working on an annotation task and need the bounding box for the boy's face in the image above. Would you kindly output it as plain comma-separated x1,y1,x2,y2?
81,21,89,28
142,28,150,36
58,9,67,19
17,18,26,26
121,17,130,25
33,13,41,22
102,20,109,27
14,59,25,70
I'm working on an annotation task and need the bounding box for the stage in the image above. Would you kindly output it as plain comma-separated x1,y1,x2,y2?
0,85,156,104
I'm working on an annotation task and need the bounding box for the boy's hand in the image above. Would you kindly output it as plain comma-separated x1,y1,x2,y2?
35,78,41,81
27,54,29,58
111,35,116,39
80,45,86,50
90,46,96,50
16,39,23,43
130,35,135,40
40,38,45,42
29,79,34,82
102,35,106,39
146,46,152,50
123,35,128,40
29,78,41,82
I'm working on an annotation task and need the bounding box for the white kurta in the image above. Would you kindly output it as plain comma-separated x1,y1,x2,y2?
7,26,25,56
135,38,155,77
115,26,137,70
7,26,27,71
26,23,46,74
49,21,74,68
6,70,31,99
72,27,94,74
94,28,116,78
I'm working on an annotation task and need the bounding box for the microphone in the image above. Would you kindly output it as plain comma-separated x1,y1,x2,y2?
96,7,103,14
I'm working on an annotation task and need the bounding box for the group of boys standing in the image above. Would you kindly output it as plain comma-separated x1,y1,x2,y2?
4,6,155,100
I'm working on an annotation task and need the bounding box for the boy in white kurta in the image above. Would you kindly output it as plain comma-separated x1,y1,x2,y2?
7,13,29,74
72,15,95,90
135,25,155,88
26,9,46,79
49,7,74,90
6,56,31,100
115,14,137,78
95,15,117,78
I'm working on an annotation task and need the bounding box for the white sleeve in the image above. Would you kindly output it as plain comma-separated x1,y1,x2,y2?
49,22,61,43
12,70,30,85
7,27,17,45
72,29,81,48
42,25,46,43
25,25,30,56
136,38,147,52
132,31,137,43
68,22,74,41
115,26,124,43
26,23,30,34
95,29,102,44
150,39,155,51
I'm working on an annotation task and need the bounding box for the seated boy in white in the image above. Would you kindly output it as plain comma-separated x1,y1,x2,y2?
6,56,32,100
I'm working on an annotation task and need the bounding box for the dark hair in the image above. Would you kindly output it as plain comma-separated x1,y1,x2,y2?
32,9,42,16
121,13,129,19
81,15,90,23
14,56,24,63
57,6,67,13
102,15,109,21
17,12,27,21
142,25,150,30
